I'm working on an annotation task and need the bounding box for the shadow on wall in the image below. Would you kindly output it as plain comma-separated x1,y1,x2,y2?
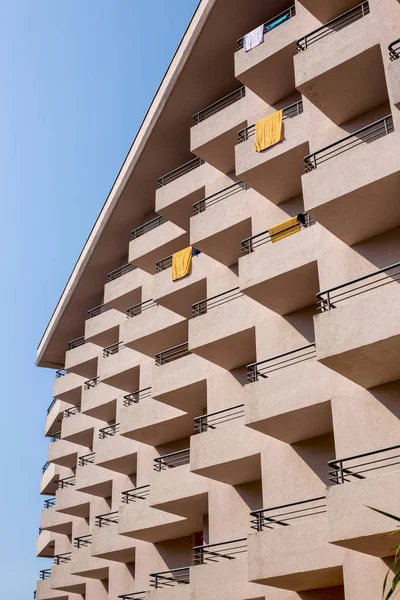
291,433,335,487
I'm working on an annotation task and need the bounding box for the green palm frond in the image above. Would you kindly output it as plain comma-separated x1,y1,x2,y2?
368,506,400,599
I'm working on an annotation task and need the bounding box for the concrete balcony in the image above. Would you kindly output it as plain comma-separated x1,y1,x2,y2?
70,543,109,579
40,462,63,495
388,40,400,108
51,560,85,594
40,506,73,535
98,344,141,392
84,305,122,348
299,0,365,22
55,478,91,518
53,372,85,405
75,455,113,497
35,579,68,600
155,158,206,230
48,438,89,469
129,218,188,275
189,289,257,369
315,264,400,388
190,182,252,267
45,398,66,437
235,101,308,204
81,380,117,421
64,340,100,379
245,358,335,444
94,430,139,475
235,6,298,104
103,265,151,312
123,302,187,358
303,116,400,245
239,218,319,315
327,444,400,557
91,518,136,562
190,87,247,174
295,3,387,125
61,410,99,448
37,529,56,558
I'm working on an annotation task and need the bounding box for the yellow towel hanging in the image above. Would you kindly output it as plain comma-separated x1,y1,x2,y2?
172,246,193,281
255,110,283,152
269,217,300,243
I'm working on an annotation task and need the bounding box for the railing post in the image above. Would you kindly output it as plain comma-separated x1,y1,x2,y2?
339,460,344,484
257,512,263,532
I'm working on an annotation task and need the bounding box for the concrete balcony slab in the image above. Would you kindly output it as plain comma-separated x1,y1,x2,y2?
94,433,139,475
149,463,209,518
75,461,113,498
36,529,56,558
298,0,365,22
61,412,100,448
40,507,73,535
55,486,91,519
81,382,117,422
48,439,89,469
84,308,122,348
103,267,151,313
45,399,66,437
53,373,85,405
35,579,68,600
98,346,141,392
50,563,85,594
91,523,136,562
129,220,188,275
65,342,100,379
40,462,63,496
70,544,109,579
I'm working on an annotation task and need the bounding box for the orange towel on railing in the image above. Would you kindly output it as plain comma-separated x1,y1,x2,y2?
269,217,300,243
172,246,192,281
255,110,283,152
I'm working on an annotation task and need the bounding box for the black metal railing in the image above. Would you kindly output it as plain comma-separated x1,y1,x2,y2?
192,287,243,317
193,538,247,564
150,567,190,588
157,157,204,188
44,497,56,509
95,511,119,527
55,369,67,378
47,398,57,414
328,444,400,484
64,404,81,418
154,449,190,471
58,476,76,489
155,247,199,273
34,592,36,600
127,299,157,318
193,181,249,215
238,100,303,143
237,5,296,50
106,263,136,282
84,376,100,390
193,87,246,125
54,552,72,565
304,115,394,172
103,341,125,358
50,431,61,442
250,496,327,531
247,342,316,382
42,461,50,474
297,1,369,51
155,342,190,365
78,452,96,466
99,423,120,439
123,387,152,406
316,261,400,312
74,534,92,548
122,484,150,504
118,594,146,600
193,404,245,433
39,569,51,580
67,336,85,351
87,304,111,319
389,38,400,60
131,215,167,239
241,213,315,255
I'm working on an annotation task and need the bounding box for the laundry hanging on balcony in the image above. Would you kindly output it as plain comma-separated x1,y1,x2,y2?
172,246,193,281
244,24,264,51
266,13,290,32
255,110,283,152
269,216,300,243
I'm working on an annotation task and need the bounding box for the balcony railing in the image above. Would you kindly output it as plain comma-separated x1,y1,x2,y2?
95,511,119,527
154,449,190,471
328,444,400,484
192,287,243,317
296,1,369,52
106,263,136,282
157,157,204,188
44,497,56,509
192,87,246,125
84,376,99,390
193,404,245,433
64,404,81,418
39,569,51,580
87,303,111,319
74,534,92,548
193,538,247,564
55,369,67,378
123,387,152,407
155,247,199,273
250,496,327,531
78,452,96,466
50,431,61,442
58,476,76,489
155,342,190,365
241,213,315,255
42,461,50,474
99,423,120,439
317,261,400,312
150,567,190,589
54,552,72,565
247,342,316,382
238,100,303,142
236,5,296,50
131,215,167,239
47,398,57,414
121,484,150,504
118,594,146,600
193,181,249,215
127,299,157,318
103,341,125,358
67,336,85,351
304,115,394,172
389,38,400,60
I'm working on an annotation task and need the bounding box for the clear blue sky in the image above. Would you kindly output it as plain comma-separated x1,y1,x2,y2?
0,1,198,597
